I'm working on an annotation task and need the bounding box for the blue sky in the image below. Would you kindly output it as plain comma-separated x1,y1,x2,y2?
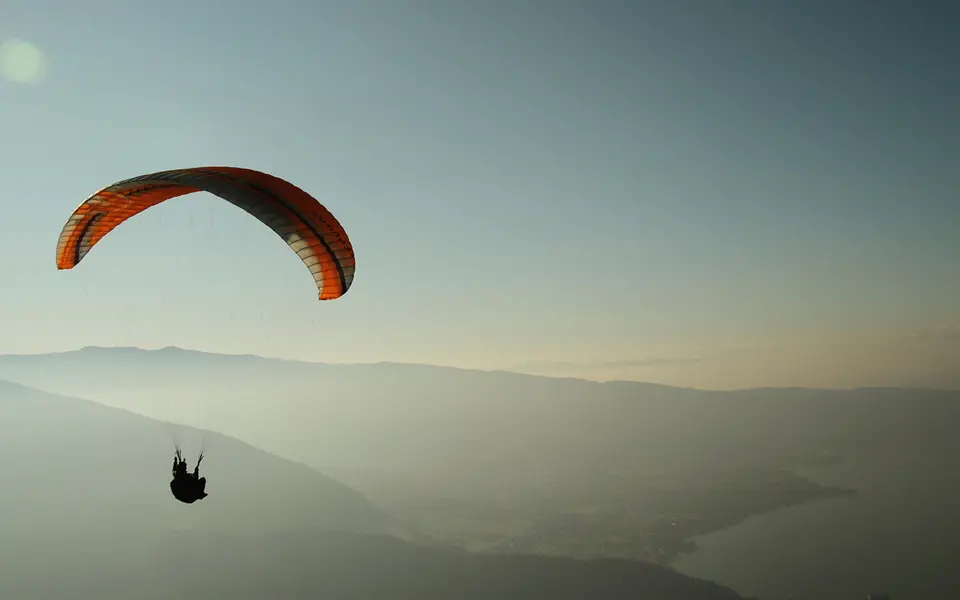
1,1,957,388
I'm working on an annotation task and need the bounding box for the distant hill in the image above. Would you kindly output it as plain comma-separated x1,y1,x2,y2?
0,379,404,541
1,346,957,564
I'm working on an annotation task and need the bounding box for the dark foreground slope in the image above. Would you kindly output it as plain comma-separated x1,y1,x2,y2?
5,529,755,600
164,530,755,600
0,379,399,538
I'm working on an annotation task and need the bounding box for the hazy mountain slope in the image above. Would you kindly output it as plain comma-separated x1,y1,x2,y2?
2,347,957,564
2,347,955,479
0,378,756,600
0,379,400,540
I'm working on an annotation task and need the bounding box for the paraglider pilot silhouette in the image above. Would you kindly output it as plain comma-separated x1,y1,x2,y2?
170,448,208,504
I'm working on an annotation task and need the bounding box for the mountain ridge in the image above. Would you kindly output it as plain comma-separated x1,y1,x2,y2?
3,344,952,393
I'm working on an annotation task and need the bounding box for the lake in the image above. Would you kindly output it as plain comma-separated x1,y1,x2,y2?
674,450,959,600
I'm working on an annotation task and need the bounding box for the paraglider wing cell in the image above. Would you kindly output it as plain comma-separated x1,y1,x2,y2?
55,166,356,300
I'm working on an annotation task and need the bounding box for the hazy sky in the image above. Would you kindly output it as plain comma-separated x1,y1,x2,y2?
1,1,957,388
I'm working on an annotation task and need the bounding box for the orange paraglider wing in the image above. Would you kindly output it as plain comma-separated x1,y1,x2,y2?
55,166,356,300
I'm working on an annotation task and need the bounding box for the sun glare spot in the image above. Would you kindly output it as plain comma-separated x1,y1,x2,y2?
0,38,48,84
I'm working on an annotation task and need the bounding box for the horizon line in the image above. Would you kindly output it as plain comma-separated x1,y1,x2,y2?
0,344,954,394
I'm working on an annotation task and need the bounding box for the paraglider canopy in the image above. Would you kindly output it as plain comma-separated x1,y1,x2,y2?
55,166,357,301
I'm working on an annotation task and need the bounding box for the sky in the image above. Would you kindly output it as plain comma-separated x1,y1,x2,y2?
1,0,957,388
